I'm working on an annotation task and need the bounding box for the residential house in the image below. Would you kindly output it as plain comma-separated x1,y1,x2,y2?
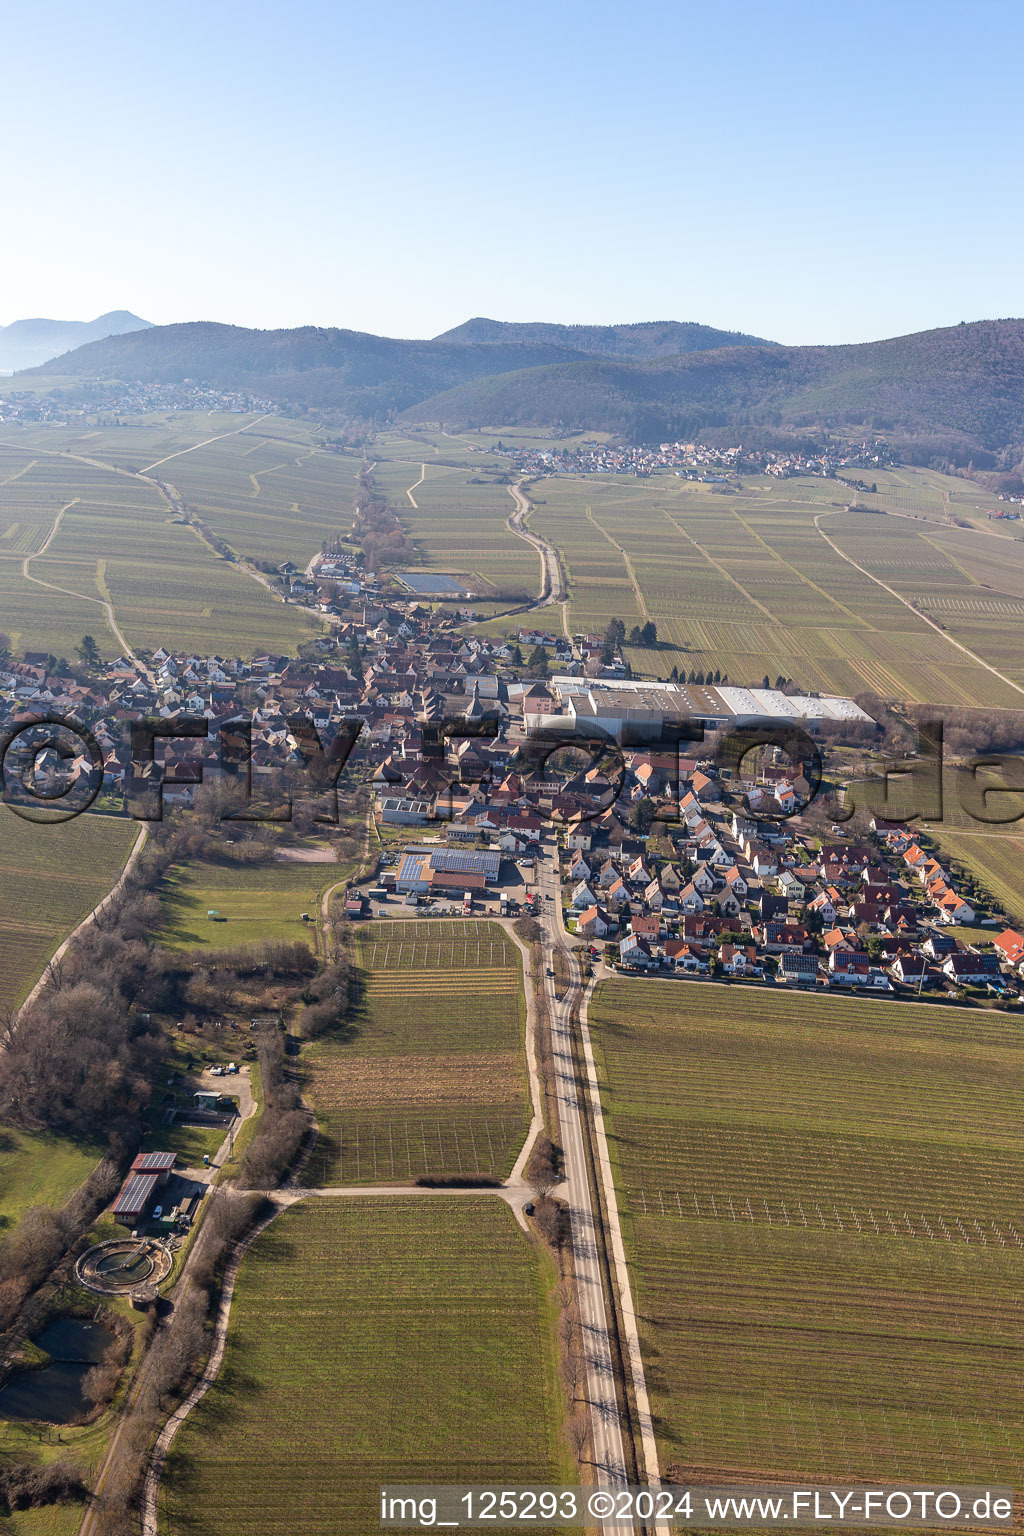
619,934,658,969
719,943,760,977
993,928,1024,967
891,953,933,987
577,904,616,939
942,951,1001,986
663,940,709,975
778,952,819,986
629,912,662,943
777,869,807,902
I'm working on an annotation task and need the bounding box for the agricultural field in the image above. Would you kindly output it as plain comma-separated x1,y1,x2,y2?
302,919,530,1185
589,979,1024,1484
158,1197,569,1536
0,807,139,1010
0,809,139,1230
921,826,1024,926
155,853,340,953
519,468,1024,706
0,435,317,657
370,450,538,601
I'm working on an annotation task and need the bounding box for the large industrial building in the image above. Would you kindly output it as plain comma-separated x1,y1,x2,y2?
520,678,874,740
394,845,502,896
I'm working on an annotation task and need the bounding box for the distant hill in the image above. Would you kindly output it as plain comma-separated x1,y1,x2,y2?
24,321,600,415
408,320,1024,463
25,315,1024,463
0,310,151,372
435,317,773,357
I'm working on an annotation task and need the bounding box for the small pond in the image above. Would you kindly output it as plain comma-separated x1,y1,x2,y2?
0,1317,114,1424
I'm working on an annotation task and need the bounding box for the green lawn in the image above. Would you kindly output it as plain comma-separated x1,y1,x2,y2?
589,979,1024,1485
301,920,530,1186
0,1125,104,1230
155,855,337,952
0,1503,87,1535
158,1197,569,1535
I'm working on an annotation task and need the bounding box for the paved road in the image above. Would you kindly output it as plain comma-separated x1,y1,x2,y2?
535,849,634,1512
536,842,670,1533
507,481,571,637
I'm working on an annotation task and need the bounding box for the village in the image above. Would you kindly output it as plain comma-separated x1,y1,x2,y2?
2,581,1021,1009
357,728,1024,1006
500,434,901,486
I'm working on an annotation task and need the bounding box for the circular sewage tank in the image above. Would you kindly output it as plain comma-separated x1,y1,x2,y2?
94,1249,155,1283
76,1239,172,1295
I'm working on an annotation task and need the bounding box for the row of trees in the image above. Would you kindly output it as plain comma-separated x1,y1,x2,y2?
352,466,413,570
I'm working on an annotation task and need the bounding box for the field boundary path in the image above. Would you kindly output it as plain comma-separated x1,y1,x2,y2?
17,822,148,1018
814,511,1024,701
406,463,426,507
138,413,271,474
138,1187,301,1536
21,496,142,662
585,505,649,620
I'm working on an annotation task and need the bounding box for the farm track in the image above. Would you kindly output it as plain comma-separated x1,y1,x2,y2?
406,463,426,507
21,496,142,661
814,511,1024,702
661,504,776,622
1,432,307,658
585,504,649,619
139,413,272,473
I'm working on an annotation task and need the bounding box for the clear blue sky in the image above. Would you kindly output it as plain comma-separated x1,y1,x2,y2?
2,0,1021,345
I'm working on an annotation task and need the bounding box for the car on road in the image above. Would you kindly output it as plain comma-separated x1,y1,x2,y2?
546,967,554,976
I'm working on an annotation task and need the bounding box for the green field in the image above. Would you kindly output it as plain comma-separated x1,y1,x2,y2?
589,979,1024,1484
0,1123,104,1231
0,1497,87,1535
0,808,140,1010
155,853,340,952
302,920,530,1185
158,1197,568,1535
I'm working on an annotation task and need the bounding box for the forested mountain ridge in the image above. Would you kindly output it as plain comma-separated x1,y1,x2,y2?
410,319,1024,464
23,315,1024,464
434,317,773,356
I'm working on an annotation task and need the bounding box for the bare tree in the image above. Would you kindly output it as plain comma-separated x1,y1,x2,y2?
566,1411,589,1466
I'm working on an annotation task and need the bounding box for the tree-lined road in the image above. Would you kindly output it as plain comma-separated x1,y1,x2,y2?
536,843,663,1530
